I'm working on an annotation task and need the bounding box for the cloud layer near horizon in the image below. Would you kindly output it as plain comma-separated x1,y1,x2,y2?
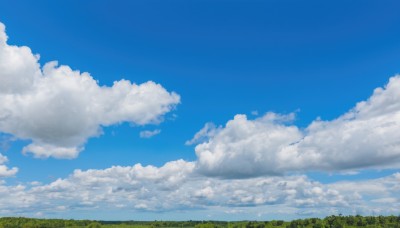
0,22,180,159
1,160,399,218
192,76,400,178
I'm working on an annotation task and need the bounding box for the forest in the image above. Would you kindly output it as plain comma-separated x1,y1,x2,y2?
0,215,400,228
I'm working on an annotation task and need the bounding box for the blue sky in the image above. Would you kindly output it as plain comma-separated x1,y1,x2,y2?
1,0,400,220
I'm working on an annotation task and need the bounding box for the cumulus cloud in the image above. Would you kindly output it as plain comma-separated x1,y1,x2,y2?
0,160,341,214
139,129,161,138
0,153,18,177
194,113,302,178
327,173,400,215
298,76,400,171
194,76,400,178
0,22,180,159
0,159,399,218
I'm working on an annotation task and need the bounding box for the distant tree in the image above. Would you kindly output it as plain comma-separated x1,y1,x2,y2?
325,215,336,228
355,215,365,226
365,216,376,225
312,222,323,228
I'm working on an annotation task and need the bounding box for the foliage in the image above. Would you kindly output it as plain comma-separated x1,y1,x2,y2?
0,215,399,228
87,222,102,228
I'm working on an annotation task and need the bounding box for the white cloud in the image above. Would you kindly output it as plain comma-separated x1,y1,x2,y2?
0,164,18,178
251,110,259,116
185,122,222,146
0,160,327,213
0,23,41,94
139,129,161,138
194,76,400,178
0,155,7,164
298,76,400,171
0,159,399,218
0,153,17,177
194,113,303,178
0,22,180,159
327,172,400,215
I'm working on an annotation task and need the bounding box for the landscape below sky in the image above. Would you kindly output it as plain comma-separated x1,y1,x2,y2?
1,0,400,221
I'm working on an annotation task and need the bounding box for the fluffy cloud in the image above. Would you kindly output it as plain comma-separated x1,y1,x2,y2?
299,76,400,171
193,76,400,178
0,153,17,177
328,173,400,215
139,129,161,138
0,22,180,159
194,113,302,178
0,160,339,214
0,159,398,218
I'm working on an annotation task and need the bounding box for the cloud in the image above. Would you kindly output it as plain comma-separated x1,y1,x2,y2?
185,122,222,146
139,129,161,138
194,113,302,178
0,160,328,213
0,159,399,218
327,173,400,215
0,133,16,153
0,160,196,214
0,153,18,177
298,76,400,171
0,22,180,159
193,76,400,178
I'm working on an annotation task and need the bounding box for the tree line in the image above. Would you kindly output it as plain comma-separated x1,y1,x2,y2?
0,214,399,228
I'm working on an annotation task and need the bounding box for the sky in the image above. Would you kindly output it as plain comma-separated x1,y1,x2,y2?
1,0,400,221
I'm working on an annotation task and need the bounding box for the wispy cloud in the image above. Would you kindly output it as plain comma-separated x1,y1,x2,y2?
139,129,161,138
185,123,221,145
